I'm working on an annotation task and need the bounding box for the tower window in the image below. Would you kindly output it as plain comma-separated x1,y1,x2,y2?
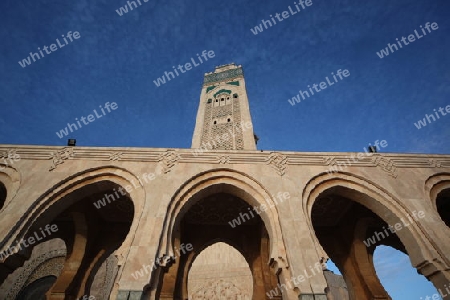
207,99,212,103
215,99,218,102
227,118,231,122
214,121,217,124
233,93,238,98
221,98,224,101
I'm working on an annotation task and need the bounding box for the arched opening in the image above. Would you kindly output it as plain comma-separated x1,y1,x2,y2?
373,246,438,299
310,188,435,300
0,179,135,299
436,188,450,227
188,242,253,299
155,190,279,300
16,275,57,300
0,182,6,210
0,238,67,299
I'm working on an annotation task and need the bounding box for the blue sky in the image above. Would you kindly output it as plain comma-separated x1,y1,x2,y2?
0,0,449,298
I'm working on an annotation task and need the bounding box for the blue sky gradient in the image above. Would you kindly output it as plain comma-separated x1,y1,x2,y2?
1,0,449,298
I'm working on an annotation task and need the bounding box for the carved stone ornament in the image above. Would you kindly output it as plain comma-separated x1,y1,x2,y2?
49,147,74,171
266,152,288,176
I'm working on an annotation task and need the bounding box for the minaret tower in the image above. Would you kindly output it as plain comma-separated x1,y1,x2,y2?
191,63,256,150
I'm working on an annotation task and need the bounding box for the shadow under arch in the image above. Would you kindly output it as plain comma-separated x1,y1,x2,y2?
0,182,6,210
151,168,289,299
0,166,147,298
0,164,21,212
156,168,288,267
425,173,450,226
303,171,449,299
425,172,450,208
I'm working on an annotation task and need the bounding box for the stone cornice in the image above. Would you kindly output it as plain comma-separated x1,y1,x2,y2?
1,145,449,176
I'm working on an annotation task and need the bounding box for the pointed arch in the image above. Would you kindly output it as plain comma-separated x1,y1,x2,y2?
302,171,448,270
425,172,450,210
0,163,21,212
0,166,146,268
156,168,289,270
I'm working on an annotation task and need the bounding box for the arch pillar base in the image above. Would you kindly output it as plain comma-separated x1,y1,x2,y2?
417,261,450,297
116,290,143,300
299,294,327,300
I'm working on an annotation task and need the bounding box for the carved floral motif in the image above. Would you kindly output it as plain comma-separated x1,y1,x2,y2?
191,279,250,300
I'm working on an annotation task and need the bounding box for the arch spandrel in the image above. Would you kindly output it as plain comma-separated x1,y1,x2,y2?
302,171,449,270
157,168,289,272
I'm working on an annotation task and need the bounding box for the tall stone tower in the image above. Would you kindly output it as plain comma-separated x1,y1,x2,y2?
191,63,257,150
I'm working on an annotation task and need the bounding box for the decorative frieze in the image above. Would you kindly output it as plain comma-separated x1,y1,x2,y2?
203,67,243,85
157,150,181,174
0,146,449,177
49,147,74,171
109,152,123,161
266,152,288,176
217,155,230,164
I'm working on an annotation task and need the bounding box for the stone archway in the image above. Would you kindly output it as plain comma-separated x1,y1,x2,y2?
0,163,21,212
0,182,6,210
303,172,450,299
0,239,66,299
0,167,146,300
148,169,295,300
426,173,450,227
16,276,57,300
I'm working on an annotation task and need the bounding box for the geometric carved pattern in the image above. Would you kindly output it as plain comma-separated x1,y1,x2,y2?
311,196,354,227
200,83,244,151
49,147,74,171
97,196,134,222
203,67,243,84
1,146,449,175
90,253,119,300
201,100,213,148
324,154,398,178
190,279,250,300
266,152,288,176
213,103,232,118
371,155,397,178
109,152,123,161
217,155,230,164
184,193,258,225
0,240,66,299
210,124,233,150
0,149,18,161
201,100,236,150
232,98,244,150
157,150,180,174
